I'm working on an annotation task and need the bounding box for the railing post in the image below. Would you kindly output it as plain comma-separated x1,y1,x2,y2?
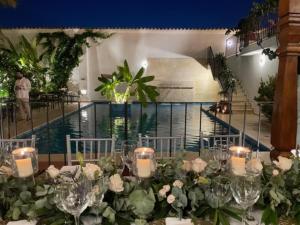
184,103,187,149
198,103,203,151
242,102,247,146
109,102,113,138
78,100,81,138
169,103,173,157
256,103,262,158
46,95,50,165
94,103,97,138
0,100,3,139
140,103,143,135
7,104,10,138
62,98,66,165
155,103,158,137
124,101,128,141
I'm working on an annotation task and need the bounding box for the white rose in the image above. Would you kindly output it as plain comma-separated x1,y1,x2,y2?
182,160,192,172
0,166,13,177
109,174,124,192
246,158,263,173
272,169,279,176
46,165,60,179
83,163,103,180
159,189,167,198
173,180,184,189
291,149,300,157
273,156,293,171
167,194,176,204
163,184,171,192
192,158,207,173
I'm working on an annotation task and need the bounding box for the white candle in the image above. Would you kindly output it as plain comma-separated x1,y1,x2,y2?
231,156,246,175
229,146,251,176
136,158,151,178
12,148,36,178
134,147,155,178
15,158,34,178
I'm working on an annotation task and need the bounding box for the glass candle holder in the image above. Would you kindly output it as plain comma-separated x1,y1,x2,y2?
11,147,38,178
133,147,156,179
229,146,251,176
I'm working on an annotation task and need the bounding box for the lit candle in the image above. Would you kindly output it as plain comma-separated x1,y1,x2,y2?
229,146,251,176
136,158,151,178
12,148,35,178
15,158,34,178
134,147,155,178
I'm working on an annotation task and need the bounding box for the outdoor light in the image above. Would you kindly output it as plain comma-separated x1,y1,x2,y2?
226,39,233,47
81,110,88,119
259,54,266,66
80,89,87,95
141,60,148,69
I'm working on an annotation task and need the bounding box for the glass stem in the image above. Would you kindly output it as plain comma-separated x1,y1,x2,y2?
242,209,247,225
74,215,80,225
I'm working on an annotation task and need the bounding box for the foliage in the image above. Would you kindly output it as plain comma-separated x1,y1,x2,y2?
226,0,279,37
214,53,236,100
258,154,300,225
0,33,47,95
37,30,111,92
4,153,300,225
95,60,159,106
254,75,276,120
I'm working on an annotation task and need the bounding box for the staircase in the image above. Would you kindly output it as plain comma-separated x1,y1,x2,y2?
231,81,254,113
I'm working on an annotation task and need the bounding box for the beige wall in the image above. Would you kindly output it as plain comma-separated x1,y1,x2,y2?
147,58,220,102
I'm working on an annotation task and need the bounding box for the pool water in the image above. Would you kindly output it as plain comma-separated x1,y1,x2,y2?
19,103,268,154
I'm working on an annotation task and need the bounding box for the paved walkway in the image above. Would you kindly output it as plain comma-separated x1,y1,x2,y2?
1,102,80,138
213,111,271,149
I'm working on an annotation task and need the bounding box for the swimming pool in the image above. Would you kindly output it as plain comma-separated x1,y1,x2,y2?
19,102,269,154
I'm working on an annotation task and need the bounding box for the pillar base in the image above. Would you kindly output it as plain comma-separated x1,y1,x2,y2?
270,148,292,161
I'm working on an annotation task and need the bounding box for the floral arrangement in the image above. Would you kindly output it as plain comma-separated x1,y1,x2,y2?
1,152,300,225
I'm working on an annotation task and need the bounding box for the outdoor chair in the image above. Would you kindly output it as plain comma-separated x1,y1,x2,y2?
66,135,116,165
0,135,36,148
199,132,242,150
138,133,184,159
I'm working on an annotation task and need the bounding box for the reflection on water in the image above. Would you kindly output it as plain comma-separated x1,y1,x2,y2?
21,103,229,154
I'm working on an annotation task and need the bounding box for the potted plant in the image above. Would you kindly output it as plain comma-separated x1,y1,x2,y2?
95,60,159,116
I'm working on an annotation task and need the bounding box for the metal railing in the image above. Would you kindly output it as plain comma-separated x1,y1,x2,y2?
0,98,273,166
239,20,278,50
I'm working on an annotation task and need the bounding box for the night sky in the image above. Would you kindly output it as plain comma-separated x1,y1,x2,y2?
0,0,258,29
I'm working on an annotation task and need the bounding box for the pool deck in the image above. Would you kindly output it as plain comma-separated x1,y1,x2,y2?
1,102,90,139
210,111,272,149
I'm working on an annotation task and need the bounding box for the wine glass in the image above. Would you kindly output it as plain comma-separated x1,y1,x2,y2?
120,140,135,176
211,144,230,171
205,176,232,208
231,173,261,225
58,177,93,225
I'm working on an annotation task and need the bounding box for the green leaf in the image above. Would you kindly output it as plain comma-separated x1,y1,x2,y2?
261,206,278,225
35,197,48,209
12,207,21,220
19,191,32,202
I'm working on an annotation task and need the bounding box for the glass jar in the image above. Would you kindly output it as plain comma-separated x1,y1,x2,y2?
133,147,156,179
11,147,38,178
229,146,252,176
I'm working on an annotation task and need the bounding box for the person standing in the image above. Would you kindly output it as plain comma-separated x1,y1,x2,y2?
14,72,31,120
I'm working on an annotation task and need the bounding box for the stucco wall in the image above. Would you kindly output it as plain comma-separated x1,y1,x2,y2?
227,38,279,110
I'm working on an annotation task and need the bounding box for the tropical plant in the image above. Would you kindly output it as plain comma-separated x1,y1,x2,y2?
95,60,159,106
254,75,276,120
214,53,236,100
37,30,111,92
0,33,47,96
